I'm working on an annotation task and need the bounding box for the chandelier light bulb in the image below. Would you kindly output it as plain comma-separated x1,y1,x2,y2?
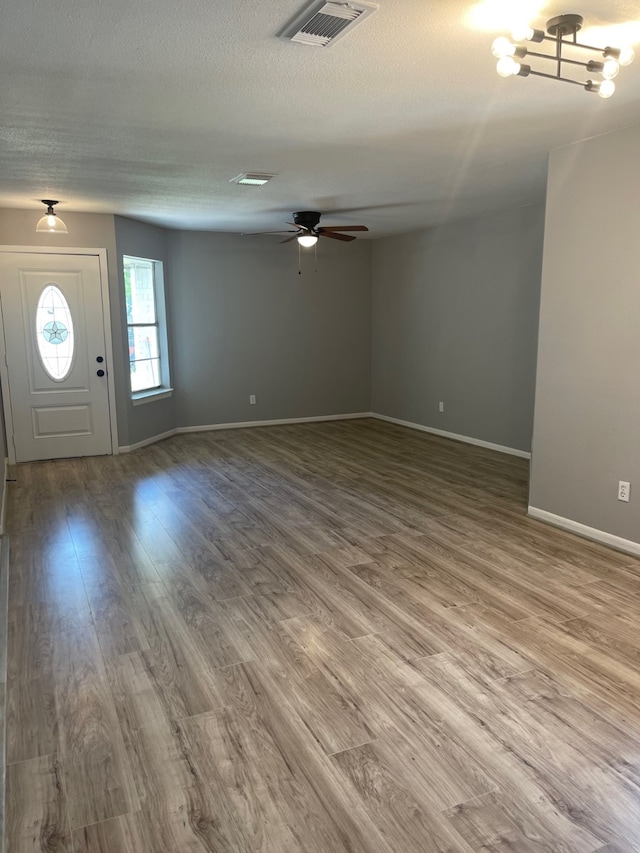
511,24,534,42
496,56,520,77
297,234,318,248
598,79,616,98
602,59,620,79
492,37,516,58
618,45,635,66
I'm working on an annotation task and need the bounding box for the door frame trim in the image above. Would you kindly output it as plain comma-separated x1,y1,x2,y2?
0,246,119,464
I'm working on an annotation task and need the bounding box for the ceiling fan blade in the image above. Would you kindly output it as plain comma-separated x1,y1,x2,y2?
318,225,368,232
286,222,305,230
279,235,298,244
321,231,357,242
241,230,298,236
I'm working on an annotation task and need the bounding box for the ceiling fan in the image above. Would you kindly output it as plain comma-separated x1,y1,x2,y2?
243,211,368,246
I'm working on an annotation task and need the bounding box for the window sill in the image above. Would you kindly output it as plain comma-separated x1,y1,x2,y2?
131,388,174,406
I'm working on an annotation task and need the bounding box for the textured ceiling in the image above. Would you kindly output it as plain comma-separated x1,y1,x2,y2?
1,0,639,236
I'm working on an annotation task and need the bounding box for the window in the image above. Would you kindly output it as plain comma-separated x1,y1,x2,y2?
123,256,171,401
36,283,75,381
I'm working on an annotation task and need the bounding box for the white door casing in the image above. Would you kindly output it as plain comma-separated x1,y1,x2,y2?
0,248,118,463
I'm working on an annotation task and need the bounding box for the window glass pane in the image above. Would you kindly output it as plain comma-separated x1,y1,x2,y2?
129,325,161,392
129,326,160,362
123,254,168,397
35,284,75,381
124,258,156,324
130,358,161,392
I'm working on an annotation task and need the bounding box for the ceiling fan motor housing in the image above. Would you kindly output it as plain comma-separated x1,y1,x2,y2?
293,211,322,230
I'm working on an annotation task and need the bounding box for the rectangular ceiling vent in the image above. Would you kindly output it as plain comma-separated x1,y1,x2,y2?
229,173,276,186
288,1,377,47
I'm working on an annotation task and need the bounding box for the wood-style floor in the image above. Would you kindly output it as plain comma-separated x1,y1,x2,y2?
5,418,640,852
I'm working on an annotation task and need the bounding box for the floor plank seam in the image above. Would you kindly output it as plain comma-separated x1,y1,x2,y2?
325,738,379,758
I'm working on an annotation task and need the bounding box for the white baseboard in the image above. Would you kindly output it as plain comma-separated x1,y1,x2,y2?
119,413,531,459
118,429,178,454
0,457,7,535
177,412,371,435
118,413,372,453
527,506,640,557
371,413,531,459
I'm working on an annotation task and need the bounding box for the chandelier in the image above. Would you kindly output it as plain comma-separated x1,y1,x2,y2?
492,13,635,98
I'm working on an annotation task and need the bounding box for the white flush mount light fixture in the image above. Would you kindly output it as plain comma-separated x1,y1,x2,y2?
230,173,276,186
36,200,68,234
297,234,318,248
491,13,634,96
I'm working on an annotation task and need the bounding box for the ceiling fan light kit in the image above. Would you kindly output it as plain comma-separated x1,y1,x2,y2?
491,13,634,97
242,210,368,247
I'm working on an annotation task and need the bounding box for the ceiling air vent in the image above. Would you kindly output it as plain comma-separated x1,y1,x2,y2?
287,1,377,47
230,173,276,186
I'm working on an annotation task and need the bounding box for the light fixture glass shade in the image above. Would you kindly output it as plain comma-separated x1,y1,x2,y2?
36,201,68,234
297,234,318,248
36,213,68,234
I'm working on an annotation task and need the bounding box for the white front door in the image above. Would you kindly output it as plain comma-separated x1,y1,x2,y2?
0,251,114,462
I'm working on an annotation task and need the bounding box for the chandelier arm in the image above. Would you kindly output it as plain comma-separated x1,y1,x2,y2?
528,69,586,85
526,50,593,69
539,36,606,54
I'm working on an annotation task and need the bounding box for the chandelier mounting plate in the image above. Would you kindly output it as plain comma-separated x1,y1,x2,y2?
546,14,583,38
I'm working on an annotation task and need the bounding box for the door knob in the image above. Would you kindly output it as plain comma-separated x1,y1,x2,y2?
97,369,105,377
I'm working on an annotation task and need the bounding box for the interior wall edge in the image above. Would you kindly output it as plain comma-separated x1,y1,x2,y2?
527,506,640,557
371,413,531,459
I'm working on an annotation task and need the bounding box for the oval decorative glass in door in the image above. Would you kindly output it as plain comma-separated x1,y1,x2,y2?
35,284,75,380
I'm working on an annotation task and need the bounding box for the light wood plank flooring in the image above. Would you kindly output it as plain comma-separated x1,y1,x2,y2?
5,418,640,852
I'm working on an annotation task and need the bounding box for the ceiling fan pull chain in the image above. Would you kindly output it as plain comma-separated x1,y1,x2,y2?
298,241,302,275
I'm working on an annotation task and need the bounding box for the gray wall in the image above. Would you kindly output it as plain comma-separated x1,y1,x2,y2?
529,125,640,543
114,216,177,445
167,231,372,427
0,208,132,445
371,203,544,452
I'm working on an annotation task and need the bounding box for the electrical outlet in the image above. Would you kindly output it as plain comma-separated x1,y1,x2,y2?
438,401,444,413
618,480,630,502
249,395,256,405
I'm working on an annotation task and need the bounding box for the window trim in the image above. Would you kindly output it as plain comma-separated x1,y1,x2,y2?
123,254,172,403
131,387,174,406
